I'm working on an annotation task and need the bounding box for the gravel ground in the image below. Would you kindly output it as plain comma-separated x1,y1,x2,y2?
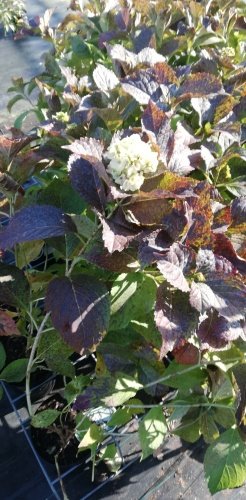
0,0,68,129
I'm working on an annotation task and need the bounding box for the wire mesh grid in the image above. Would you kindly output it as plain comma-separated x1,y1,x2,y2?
1,378,142,500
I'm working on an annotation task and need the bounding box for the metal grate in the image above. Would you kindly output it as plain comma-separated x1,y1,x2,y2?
1,379,141,499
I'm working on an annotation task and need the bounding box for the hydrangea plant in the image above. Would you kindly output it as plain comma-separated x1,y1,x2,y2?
1,0,246,495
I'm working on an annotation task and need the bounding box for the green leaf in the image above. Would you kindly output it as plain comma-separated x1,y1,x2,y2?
214,407,236,429
75,415,92,442
108,400,144,427
0,358,28,382
64,375,90,404
207,345,243,371
108,407,133,427
38,179,86,214
78,423,104,453
31,409,61,428
16,240,44,269
0,263,30,307
99,444,122,472
38,329,75,378
160,362,207,391
139,407,167,459
0,342,6,371
103,374,143,407
14,110,33,129
204,428,246,494
110,273,156,330
7,94,24,112
174,408,201,443
200,412,220,443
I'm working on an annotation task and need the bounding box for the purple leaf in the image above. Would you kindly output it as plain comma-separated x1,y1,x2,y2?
177,72,223,102
63,137,104,161
231,197,246,226
157,243,195,292
68,154,107,212
155,284,198,357
198,312,242,349
101,212,139,253
190,275,246,321
84,241,137,272
196,249,235,275
142,102,199,176
121,70,162,105
0,205,76,250
45,275,110,354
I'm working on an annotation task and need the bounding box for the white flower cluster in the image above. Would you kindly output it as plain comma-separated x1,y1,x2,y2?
106,134,159,192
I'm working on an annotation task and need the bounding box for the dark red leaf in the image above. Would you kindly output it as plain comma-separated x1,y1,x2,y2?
173,340,200,365
0,311,20,336
124,191,172,226
185,182,213,247
212,233,246,275
45,275,110,354
0,205,76,250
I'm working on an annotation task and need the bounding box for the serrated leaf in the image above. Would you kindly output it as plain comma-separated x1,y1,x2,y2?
204,428,246,494
45,275,110,354
233,364,246,434
68,154,107,212
155,285,199,356
174,408,201,443
121,70,161,105
31,409,60,428
93,64,119,94
159,361,206,390
0,263,30,307
139,407,167,459
63,137,104,161
157,243,193,292
16,240,44,269
190,276,246,321
101,214,138,254
198,311,243,350
0,205,76,250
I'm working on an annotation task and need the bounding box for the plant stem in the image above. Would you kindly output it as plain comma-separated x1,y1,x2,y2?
25,311,51,417
55,455,69,500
